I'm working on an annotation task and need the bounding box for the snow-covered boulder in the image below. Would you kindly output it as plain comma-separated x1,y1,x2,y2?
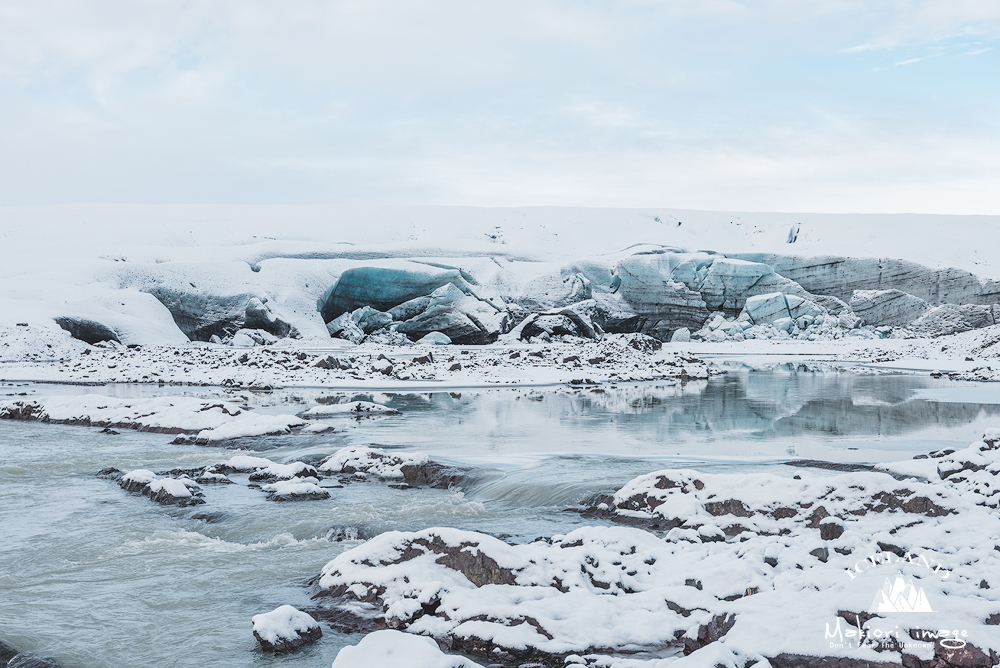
113,468,206,507
302,401,400,418
332,630,483,668
247,461,319,483
319,446,465,488
262,480,330,501
848,289,929,328
251,605,322,653
910,303,999,337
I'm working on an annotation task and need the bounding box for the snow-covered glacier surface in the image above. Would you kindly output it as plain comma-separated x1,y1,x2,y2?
3,205,1000,348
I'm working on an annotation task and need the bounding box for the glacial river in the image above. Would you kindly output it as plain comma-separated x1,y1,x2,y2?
2,370,999,667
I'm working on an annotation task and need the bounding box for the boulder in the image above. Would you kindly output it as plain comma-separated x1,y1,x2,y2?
910,303,998,337
0,640,18,664
252,605,322,653
848,289,929,328
244,298,297,338
53,317,119,345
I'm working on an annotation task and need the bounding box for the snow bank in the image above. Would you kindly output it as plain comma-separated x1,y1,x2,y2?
331,630,483,668
312,434,1000,666
0,395,304,442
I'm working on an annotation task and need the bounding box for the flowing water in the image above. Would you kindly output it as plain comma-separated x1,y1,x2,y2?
2,370,1000,667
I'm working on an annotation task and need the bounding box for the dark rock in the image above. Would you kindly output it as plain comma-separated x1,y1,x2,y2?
54,317,119,345
399,462,468,490
449,362,462,371
0,639,19,664
764,556,778,567
682,613,736,655
908,630,995,668
7,653,62,668
877,542,906,558
820,521,845,541
704,499,753,518
810,547,830,563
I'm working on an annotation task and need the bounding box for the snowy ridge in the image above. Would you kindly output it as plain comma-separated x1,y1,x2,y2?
312,434,1000,667
0,395,304,441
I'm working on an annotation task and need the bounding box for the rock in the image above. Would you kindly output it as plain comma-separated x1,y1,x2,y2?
0,640,19,664
819,521,845,540
910,303,998,337
849,289,929,328
417,331,452,345
53,317,119,345
262,480,331,501
117,469,206,507
7,653,62,668
244,297,297,338
252,605,322,653
670,327,691,342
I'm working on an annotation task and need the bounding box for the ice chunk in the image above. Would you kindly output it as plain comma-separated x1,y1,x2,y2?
417,331,451,345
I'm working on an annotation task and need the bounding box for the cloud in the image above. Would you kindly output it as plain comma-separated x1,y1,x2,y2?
0,0,997,213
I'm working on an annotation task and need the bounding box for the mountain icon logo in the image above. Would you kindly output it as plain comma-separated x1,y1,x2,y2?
868,571,934,613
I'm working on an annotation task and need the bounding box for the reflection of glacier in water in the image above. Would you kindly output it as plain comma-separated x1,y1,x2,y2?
343,371,1000,463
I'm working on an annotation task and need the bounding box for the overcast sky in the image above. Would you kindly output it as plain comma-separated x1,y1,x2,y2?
1,1,997,213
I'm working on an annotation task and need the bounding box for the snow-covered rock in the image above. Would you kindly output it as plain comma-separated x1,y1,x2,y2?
302,401,400,418
251,605,322,653
848,289,929,328
261,480,330,501
112,468,206,507
247,461,319,483
331,630,482,668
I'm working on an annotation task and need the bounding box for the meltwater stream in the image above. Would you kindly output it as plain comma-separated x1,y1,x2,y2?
2,370,1000,667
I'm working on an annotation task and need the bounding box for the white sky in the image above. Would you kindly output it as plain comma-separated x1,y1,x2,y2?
1,1,998,213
